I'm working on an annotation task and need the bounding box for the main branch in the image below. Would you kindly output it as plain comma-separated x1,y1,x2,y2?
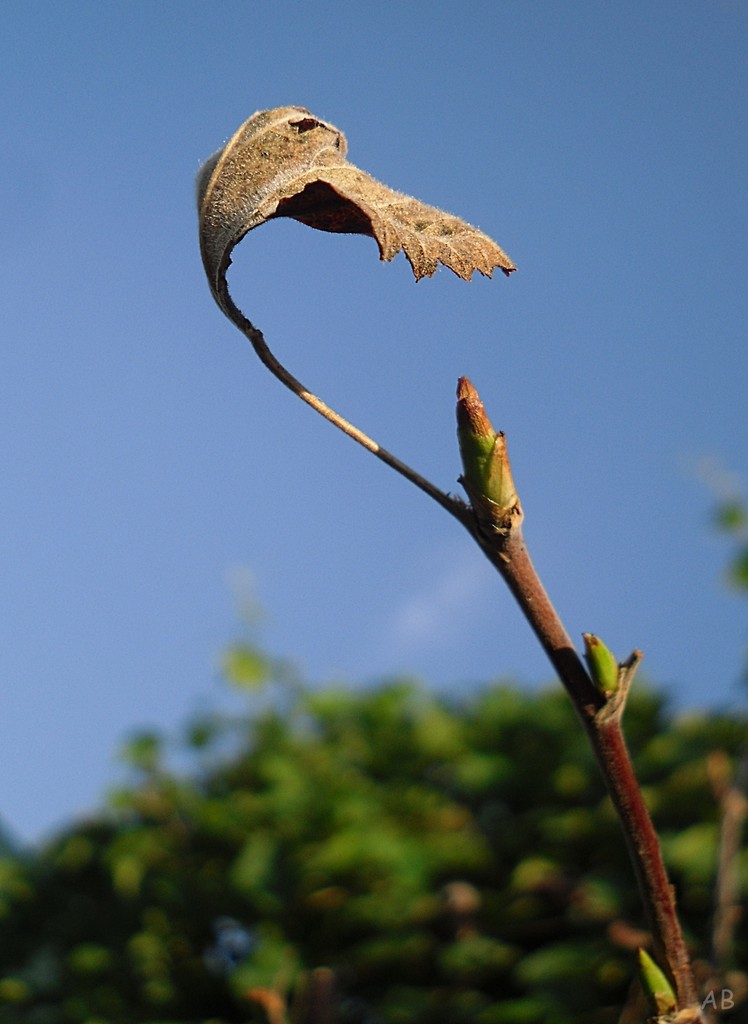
456,376,700,1014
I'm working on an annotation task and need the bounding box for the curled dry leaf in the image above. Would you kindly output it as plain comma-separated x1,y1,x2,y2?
197,106,515,317
194,107,516,518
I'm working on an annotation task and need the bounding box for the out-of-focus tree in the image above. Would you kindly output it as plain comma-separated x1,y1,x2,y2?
0,639,745,1024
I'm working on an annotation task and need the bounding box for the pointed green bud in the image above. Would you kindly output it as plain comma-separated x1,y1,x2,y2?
582,633,619,695
456,377,517,510
636,948,677,1016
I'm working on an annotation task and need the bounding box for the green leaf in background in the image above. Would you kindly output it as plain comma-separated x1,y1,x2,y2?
222,643,270,690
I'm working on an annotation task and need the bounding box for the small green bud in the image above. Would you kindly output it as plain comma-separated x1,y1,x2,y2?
582,633,619,695
456,378,517,510
636,948,677,1015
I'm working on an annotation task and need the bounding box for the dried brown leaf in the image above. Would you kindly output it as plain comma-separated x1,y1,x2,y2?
197,106,515,313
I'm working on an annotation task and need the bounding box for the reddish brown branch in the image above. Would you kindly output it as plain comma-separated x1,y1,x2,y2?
470,520,697,1007
591,714,697,1007
455,377,700,1013
474,523,603,717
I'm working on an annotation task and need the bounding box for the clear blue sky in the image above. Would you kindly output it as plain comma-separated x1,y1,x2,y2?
2,2,747,844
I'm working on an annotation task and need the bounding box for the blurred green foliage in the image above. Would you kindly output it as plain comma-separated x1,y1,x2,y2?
0,644,745,1024
715,495,748,593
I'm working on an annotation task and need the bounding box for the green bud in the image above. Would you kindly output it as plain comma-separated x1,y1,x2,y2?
636,948,677,1015
456,378,517,510
582,633,619,695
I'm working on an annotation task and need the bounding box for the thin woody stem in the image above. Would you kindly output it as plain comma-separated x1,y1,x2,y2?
590,709,698,1007
219,289,468,522
477,524,698,1008
470,523,604,716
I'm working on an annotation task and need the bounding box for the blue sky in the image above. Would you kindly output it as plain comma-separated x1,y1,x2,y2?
2,2,747,843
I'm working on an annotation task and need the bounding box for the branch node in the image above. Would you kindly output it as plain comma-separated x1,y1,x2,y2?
596,648,644,724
